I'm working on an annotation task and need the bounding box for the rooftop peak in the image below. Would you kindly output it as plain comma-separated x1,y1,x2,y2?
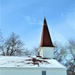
40,18,54,47
43,17,47,25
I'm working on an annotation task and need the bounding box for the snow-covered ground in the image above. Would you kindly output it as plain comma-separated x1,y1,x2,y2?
0,56,66,68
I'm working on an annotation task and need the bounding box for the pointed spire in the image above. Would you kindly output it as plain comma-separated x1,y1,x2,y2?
40,18,54,47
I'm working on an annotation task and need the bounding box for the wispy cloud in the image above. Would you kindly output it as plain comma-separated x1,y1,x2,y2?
1,0,75,49
23,15,42,25
66,12,75,30
1,0,39,16
50,11,75,44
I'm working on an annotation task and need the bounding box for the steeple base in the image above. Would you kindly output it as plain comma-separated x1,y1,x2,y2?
38,47,54,59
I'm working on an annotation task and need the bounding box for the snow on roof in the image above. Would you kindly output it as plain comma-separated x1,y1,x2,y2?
0,56,66,69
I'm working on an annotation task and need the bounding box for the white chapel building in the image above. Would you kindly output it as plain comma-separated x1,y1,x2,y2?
0,18,67,75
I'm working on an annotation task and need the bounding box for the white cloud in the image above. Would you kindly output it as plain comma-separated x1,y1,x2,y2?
23,15,42,25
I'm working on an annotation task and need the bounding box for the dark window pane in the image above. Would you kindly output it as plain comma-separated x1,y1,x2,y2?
42,71,46,75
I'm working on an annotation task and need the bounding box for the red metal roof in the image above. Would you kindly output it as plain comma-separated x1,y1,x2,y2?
40,18,54,47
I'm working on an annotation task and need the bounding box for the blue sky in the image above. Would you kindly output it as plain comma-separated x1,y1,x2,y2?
0,0,75,49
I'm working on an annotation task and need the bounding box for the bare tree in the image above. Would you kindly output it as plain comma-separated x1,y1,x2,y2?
54,43,67,62
54,40,75,75
31,46,39,56
65,39,75,75
0,30,5,55
3,32,25,56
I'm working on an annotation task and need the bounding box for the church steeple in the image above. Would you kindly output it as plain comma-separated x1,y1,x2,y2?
40,18,54,47
38,18,54,59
